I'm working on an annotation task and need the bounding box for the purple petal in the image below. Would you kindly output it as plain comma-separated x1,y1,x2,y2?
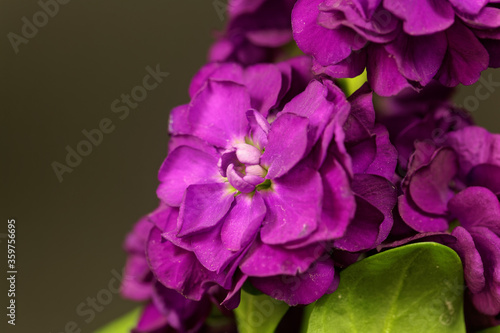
448,187,500,233
461,6,500,29
152,282,211,332
367,125,398,180
450,0,487,15
334,174,396,251
470,227,500,316
312,50,367,78
221,192,267,252
122,255,152,301
446,126,500,178
169,104,189,135
482,39,500,68
292,0,366,66
250,260,336,305
234,143,262,165
159,207,193,251
409,147,457,215
187,80,250,148
384,0,454,35
261,113,309,179
467,164,500,195
189,223,241,273
221,273,248,310
177,183,235,237
450,226,486,293
133,302,168,333
436,21,489,87
260,164,322,245
240,239,324,277
367,44,412,96
281,80,337,145
243,64,283,116
147,228,225,300
246,109,270,149
227,164,256,193
188,62,244,98
157,146,220,207
398,194,450,232
384,32,447,86
288,158,355,248
167,135,219,159
347,83,375,130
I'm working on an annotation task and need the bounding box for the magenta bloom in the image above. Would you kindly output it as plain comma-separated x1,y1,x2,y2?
447,187,500,316
292,0,500,96
210,0,296,65
147,61,397,306
398,126,500,233
122,217,213,333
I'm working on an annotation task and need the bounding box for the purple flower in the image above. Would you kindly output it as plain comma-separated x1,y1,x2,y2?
292,0,500,96
122,217,214,332
446,187,500,316
210,0,296,65
398,126,500,233
149,61,397,306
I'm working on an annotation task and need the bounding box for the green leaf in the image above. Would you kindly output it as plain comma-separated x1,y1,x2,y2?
94,307,141,333
337,70,367,97
235,288,290,333
306,242,466,333
479,326,500,333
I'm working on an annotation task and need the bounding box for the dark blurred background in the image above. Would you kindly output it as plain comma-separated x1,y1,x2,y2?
1,1,499,332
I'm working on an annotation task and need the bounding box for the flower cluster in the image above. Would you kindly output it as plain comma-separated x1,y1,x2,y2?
119,0,500,331
292,0,500,96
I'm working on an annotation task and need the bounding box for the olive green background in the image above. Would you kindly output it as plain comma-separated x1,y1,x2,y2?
1,1,499,332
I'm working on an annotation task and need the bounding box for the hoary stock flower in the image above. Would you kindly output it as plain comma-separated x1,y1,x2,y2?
146,60,397,307
292,0,500,96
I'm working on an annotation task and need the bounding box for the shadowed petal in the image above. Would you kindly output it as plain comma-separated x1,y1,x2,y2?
250,260,336,305
240,238,324,277
147,228,226,300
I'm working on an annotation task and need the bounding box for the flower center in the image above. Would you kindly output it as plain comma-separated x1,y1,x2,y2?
218,141,268,194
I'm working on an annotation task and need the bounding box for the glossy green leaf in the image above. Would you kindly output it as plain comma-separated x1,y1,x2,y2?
94,307,141,333
306,242,466,333
235,288,289,333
